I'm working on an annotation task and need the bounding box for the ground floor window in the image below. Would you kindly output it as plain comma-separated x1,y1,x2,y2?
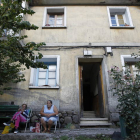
29,55,60,88
121,55,140,81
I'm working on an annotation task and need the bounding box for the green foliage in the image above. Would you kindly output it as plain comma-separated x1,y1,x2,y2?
0,0,47,94
65,123,75,129
109,64,140,139
60,136,70,140
95,134,110,140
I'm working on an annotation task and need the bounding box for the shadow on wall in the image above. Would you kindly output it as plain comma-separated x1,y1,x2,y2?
0,88,58,110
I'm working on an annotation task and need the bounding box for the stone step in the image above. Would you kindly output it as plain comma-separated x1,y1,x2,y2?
80,118,108,121
83,116,96,118
80,121,112,126
83,112,95,114
82,111,96,118
83,114,96,116
83,111,95,113
80,120,108,123
83,113,95,115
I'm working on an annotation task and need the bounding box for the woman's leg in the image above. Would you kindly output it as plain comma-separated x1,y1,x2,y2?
12,112,21,121
14,114,27,129
40,117,47,133
47,117,57,133
3,112,21,126
47,120,53,132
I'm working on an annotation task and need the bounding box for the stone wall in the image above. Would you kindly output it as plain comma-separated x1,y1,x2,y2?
59,111,80,128
31,110,80,129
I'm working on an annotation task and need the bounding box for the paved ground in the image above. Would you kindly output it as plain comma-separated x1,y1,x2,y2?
0,128,121,140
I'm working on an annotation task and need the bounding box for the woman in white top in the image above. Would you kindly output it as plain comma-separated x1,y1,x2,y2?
40,100,58,133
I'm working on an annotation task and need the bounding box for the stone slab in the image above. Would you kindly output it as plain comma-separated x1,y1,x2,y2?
1,128,121,140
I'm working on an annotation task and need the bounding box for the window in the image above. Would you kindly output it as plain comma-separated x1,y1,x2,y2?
126,63,139,80
37,63,57,86
47,14,64,27
42,7,66,28
107,7,134,28
121,55,140,80
29,55,60,88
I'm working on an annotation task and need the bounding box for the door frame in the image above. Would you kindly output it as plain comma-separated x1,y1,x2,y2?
76,55,109,118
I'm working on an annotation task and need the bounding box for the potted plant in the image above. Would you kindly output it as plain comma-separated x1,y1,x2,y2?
109,65,140,140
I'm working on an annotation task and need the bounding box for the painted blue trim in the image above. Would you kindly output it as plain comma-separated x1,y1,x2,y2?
44,62,56,65
35,68,39,86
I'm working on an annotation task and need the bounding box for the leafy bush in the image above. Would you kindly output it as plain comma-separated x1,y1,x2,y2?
109,65,140,139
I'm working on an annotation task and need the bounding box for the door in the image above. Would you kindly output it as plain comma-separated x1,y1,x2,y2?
97,65,105,117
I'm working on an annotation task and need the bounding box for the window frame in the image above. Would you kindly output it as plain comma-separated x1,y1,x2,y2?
29,55,60,89
121,55,140,75
42,7,66,29
107,7,134,29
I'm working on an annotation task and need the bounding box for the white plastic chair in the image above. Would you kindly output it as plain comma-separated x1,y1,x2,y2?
40,100,60,133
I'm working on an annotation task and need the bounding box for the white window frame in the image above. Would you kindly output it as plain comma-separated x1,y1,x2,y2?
29,55,60,89
107,7,134,29
121,55,140,73
42,7,66,28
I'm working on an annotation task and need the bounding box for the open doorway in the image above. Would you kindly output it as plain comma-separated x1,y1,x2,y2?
79,62,105,118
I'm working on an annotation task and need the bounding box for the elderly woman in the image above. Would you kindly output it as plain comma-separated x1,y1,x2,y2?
3,104,29,134
40,100,58,133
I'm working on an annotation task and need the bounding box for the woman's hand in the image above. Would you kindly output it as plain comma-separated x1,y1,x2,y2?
18,108,21,112
45,114,51,118
21,109,24,113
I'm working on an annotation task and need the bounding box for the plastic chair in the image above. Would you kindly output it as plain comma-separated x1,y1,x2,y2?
40,100,60,133
19,108,32,132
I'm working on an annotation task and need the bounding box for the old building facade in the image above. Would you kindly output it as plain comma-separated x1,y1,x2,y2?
1,0,140,126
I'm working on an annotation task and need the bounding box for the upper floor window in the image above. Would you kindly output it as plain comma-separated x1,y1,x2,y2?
107,7,134,29
42,7,66,28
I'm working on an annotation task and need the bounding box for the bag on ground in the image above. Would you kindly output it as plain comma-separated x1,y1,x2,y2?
2,123,15,134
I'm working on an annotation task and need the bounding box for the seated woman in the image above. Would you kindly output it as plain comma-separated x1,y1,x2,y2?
3,104,29,134
40,100,58,133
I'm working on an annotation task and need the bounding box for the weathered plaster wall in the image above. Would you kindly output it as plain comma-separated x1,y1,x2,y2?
24,6,140,45
1,47,139,115
0,48,104,112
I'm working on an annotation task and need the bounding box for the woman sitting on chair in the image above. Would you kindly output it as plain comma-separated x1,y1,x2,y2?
3,104,29,134
40,100,58,133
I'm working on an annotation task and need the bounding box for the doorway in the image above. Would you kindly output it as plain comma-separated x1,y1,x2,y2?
79,62,105,118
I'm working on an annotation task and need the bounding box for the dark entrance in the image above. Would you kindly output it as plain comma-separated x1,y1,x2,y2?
79,62,105,118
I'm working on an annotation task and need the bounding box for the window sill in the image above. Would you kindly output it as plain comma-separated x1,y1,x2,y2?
110,26,135,29
29,86,59,89
42,26,67,29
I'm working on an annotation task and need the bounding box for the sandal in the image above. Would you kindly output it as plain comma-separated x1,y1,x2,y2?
42,130,47,133
47,130,51,133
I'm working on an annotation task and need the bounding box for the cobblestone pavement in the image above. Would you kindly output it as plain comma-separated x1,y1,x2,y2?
0,128,121,140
